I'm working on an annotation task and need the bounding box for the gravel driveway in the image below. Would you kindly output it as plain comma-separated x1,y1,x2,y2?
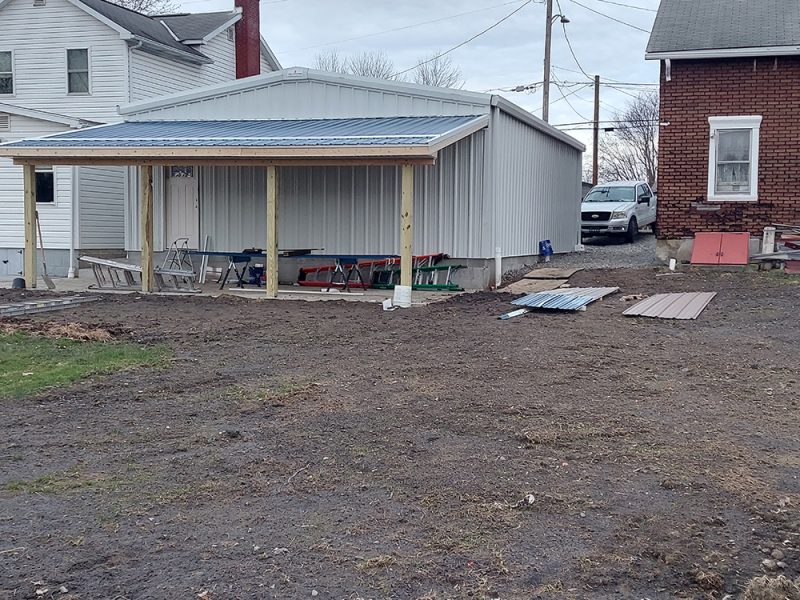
550,231,659,270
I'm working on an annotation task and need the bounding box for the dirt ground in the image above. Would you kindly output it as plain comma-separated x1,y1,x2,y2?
1,267,798,600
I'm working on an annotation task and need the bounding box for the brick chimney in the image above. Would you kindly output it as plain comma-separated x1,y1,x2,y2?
234,0,260,79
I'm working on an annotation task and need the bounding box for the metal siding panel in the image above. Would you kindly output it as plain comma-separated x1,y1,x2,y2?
78,165,126,249
491,109,582,257
127,79,491,121
192,132,485,258
623,292,717,320
124,166,165,251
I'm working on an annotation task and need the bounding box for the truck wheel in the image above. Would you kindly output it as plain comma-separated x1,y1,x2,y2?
625,218,638,243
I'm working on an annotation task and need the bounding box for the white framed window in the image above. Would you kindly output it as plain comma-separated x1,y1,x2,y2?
66,48,90,94
707,115,761,202
0,50,13,95
35,166,55,204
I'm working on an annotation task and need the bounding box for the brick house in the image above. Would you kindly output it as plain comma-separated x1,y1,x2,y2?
646,0,800,261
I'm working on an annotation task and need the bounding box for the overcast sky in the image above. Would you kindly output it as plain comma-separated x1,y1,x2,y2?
180,0,661,147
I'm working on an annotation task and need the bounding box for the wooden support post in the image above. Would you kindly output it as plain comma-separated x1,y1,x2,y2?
139,165,154,293
400,164,414,288
265,165,278,298
23,164,37,288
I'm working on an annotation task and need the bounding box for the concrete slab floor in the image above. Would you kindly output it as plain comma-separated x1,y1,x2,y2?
0,271,463,306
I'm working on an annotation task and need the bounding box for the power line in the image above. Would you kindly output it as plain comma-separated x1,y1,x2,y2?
560,13,593,80
552,65,657,86
558,124,655,131
277,0,530,54
561,80,658,86
550,83,593,106
606,83,641,99
590,0,656,12
567,0,651,33
392,0,534,78
554,118,658,126
551,72,590,121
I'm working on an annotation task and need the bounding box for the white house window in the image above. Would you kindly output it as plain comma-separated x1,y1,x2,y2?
0,51,12,95
35,166,55,203
67,49,89,94
707,116,761,202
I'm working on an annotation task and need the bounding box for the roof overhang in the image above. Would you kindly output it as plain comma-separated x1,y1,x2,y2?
0,115,489,167
0,103,97,128
646,45,800,60
127,37,212,65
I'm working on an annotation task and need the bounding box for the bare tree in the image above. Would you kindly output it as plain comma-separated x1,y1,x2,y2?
314,50,399,80
598,92,659,187
110,0,179,15
410,54,464,89
345,50,397,80
314,50,348,74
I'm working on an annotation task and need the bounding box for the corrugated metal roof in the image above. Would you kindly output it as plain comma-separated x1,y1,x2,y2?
510,286,619,311
623,292,717,320
647,0,800,54
1,115,485,149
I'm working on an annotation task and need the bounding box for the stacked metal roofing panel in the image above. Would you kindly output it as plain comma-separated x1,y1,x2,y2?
510,287,619,311
623,292,716,320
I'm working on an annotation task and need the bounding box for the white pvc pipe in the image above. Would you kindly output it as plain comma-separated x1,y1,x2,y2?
67,166,78,278
495,246,502,288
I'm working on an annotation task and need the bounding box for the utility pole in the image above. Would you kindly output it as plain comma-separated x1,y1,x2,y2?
542,0,553,122
592,74,600,185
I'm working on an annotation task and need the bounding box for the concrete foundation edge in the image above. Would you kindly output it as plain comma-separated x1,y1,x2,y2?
1,248,125,278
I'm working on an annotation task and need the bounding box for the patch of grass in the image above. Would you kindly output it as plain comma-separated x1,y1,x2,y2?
228,380,319,413
0,332,169,399
356,554,396,571
759,270,800,285
4,470,128,494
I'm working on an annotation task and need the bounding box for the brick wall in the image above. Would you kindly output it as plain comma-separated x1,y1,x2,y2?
657,56,800,238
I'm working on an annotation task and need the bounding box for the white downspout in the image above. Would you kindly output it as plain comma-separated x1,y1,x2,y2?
68,165,78,277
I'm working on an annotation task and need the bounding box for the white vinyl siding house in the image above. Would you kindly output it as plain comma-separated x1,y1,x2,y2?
0,0,128,121
0,0,280,276
129,31,238,101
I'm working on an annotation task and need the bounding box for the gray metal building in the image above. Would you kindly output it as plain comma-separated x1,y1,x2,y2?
120,68,584,287
2,68,585,290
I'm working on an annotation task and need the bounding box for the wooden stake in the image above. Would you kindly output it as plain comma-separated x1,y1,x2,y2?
139,165,154,293
265,165,278,298
400,164,414,288
23,164,37,288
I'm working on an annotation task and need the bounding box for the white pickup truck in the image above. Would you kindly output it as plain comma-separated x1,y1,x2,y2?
581,181,657,243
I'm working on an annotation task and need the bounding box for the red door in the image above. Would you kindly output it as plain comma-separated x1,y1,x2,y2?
691,233,723,264
718,232,750,265
691,232,750,265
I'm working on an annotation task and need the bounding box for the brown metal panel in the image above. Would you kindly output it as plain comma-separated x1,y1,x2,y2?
623,292,717,320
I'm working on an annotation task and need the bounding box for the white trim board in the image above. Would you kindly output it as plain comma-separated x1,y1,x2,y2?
646,45,800,60
706,115,762,203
